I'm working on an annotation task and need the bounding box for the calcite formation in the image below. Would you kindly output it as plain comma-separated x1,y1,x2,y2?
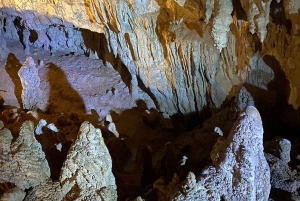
18,57,42,110
60,121,117,200
0,1,300,200
174,106,270,200
0,120,50,190
265,137,300,195
24,180,64,201
1,0,295,116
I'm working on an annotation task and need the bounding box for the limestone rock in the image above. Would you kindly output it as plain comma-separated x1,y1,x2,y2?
47,123,59,133
240,0,272,42
211,0,233,51
0,187,26,201
108,122,119,138
229,86,255,120
18,57,41,110
0,121,50,190
35,119,47,135
265,137,300,194
284,0,300,14
175,106,271,200
60,121,117,201
24,180,63,201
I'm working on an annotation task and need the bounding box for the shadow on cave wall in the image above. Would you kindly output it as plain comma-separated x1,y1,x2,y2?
44,63,86,115
39,63,87,179
5,53,22,109
80,29,132,89
244,55,300,141
269,0,292,35
81,29,161,109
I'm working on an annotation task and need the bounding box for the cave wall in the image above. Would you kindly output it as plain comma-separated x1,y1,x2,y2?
0,0,300,116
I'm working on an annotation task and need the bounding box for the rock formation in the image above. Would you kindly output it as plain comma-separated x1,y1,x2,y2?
24,180,64,201
60,121,117,200
172,106,271,200
18,57,41,110
0,120,50,190
265,137,300,198
0,0,291,116
0,1,300,200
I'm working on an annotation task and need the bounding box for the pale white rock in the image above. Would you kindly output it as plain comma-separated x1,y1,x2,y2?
265,137,300,194
283,0,300,14
24,180,64,201
47,123,59,133
205,0,215,23
240,0,272,42
0,120,4,130
35,119,47,135
18,57,41,110
106,114,113,123
213,126,223,136
0,121,50,190
211,0,233,51
174,0,186,7
56,143,62,152
174,106,271,201
108,122,120,138
60,121,117,200
27,110,39,119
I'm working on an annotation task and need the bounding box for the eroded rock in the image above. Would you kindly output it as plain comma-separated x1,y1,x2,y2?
60,121,117,200
0,121,50,190
18,57,41,110
174,106,270,200
24,180,63,201
265,137,300,195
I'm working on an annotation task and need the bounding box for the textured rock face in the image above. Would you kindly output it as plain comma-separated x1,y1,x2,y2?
265,137,300,195
0,120,50,190
174,106,270,200
1,0,298,116
24,180,63,201
60,121,117,200
0,187,26,201
18,57,42,110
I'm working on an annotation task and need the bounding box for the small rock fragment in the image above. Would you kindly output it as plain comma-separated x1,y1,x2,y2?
35,119,47,135
47,123,59,132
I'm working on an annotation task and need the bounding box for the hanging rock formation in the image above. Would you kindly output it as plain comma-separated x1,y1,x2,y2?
1,0,298,116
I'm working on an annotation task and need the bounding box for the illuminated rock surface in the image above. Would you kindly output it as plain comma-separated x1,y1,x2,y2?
60,121,117,201
0,121,50,190
0,1,299,200
153,107,271,200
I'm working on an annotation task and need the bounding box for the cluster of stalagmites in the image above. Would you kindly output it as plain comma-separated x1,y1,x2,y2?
0,87,300,200
0,104,117,200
